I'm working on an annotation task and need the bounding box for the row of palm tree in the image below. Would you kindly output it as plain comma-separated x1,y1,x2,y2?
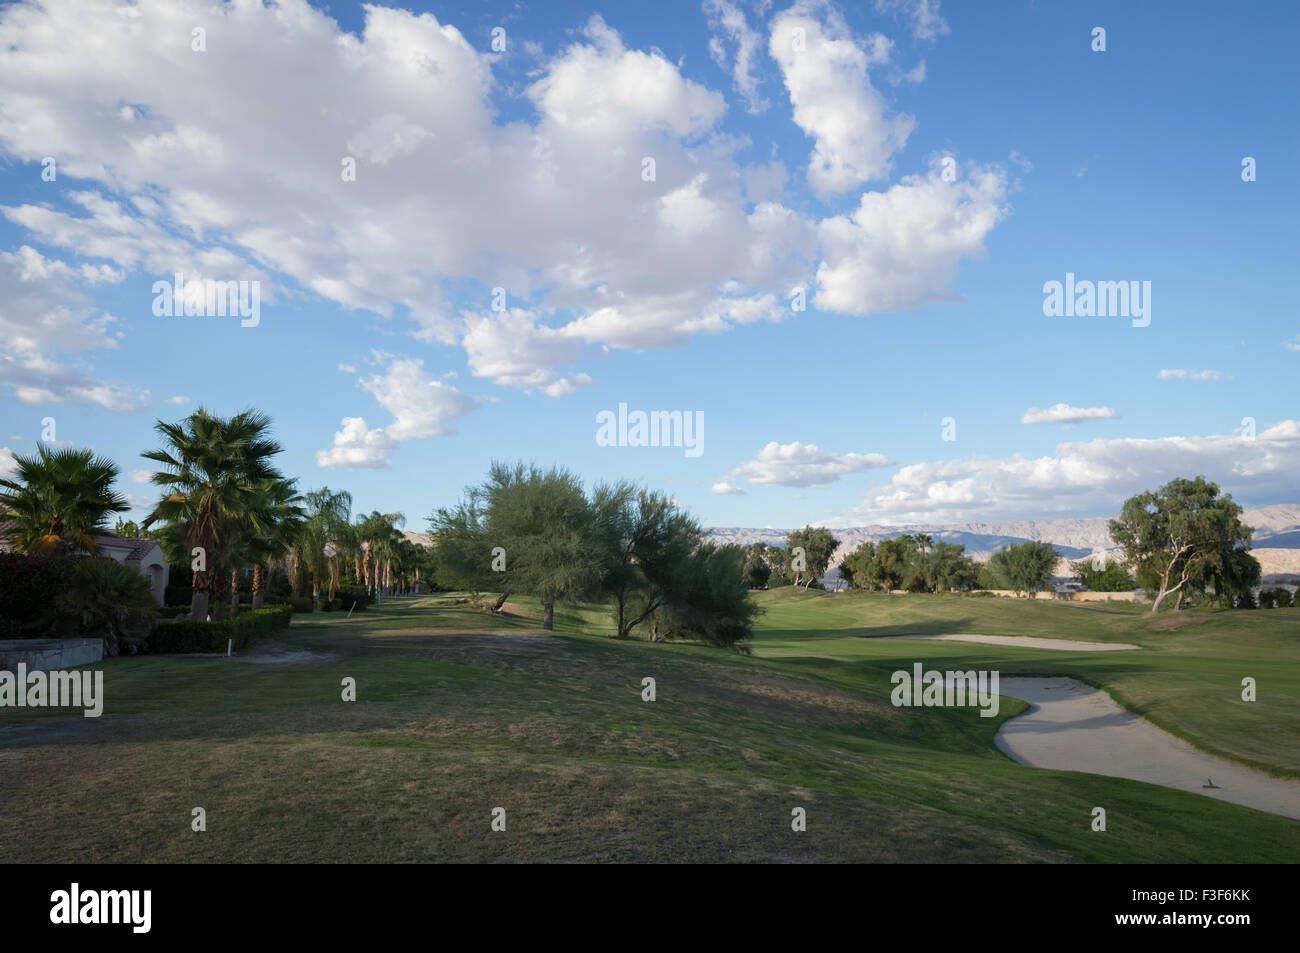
2,408,420,623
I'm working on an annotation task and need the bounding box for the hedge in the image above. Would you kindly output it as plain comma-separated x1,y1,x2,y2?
151,605,294,654
0,551,77,637
164,586,193,607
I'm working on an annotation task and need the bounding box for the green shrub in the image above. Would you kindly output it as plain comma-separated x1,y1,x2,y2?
151,605,293,654
334,586,372,612
57,558,158,655
1259,587,1293,609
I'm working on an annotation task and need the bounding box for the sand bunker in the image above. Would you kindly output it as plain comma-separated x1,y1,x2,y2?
879,633,1139,651
995,677,1300,820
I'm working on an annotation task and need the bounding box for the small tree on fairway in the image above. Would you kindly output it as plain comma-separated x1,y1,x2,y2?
989,541,1058,596
483,462,603,630
596,486,702,639
649,544,760,647
785,525,840,589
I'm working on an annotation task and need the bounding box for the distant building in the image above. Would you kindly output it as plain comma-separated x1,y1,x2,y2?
93,535,169,606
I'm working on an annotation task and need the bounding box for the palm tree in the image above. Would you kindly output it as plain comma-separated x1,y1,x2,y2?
141,408,285,621
355,510,405,599
245,477,304,611
0,445,129,555
293,488,352,611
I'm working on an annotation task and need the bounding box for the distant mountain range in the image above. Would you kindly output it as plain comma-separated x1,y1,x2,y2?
706,504,1300,581
403,505,1300,581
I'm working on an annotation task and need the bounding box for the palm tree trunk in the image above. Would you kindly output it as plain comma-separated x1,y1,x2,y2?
252,563,265,611
230,568,240,617
190,569,210,621
211,567,230,621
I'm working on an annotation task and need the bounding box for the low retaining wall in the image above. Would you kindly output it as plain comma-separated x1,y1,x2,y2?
0,637,103,673
979,589,1143,602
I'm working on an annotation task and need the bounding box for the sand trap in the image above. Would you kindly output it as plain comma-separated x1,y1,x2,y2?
878,633,1139,651
995,677,1300,820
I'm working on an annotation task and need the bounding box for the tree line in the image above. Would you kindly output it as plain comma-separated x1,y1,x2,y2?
740,476,1264,613
430,461,759,645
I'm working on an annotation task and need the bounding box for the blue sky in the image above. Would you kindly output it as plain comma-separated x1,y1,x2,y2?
0,0,1296,531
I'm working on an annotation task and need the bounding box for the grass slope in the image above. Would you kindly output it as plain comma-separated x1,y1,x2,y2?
1,592,1296,863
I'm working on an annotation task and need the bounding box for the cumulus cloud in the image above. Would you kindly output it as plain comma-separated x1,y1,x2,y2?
711,481,746,495
165,395,190,405
1020,403,1120,426
814,160,1008,315
1158,368,1221,381
0,446,16,479
129,469,154,484
317,356,480,468
847,421,1300,524
724,440,895,487
0,0,1008,405
769,1,913,195
315,417,401,471
461,309,592,396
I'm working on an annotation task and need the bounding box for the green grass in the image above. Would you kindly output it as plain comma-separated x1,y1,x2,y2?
1,591,1296,863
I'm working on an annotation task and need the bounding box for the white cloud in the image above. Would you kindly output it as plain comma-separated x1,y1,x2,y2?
0,446,16,479
165,395,190,405
769,1,913,195
814,160,1008,315
0,351,148,413
874,0,950,41
315,417,400,471
704,0,769,114
317,356,480,468
1158,369,1221,381
725,440,895,487
711,481,746,495
129,468,154,484
1286,335,1300,352
0,0,1007,399
847,421,1300,524
461,309,592,395
0,246,147,412
1020,403,1120,426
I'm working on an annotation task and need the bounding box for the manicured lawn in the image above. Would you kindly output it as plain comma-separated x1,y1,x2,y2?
1,592,1297,862
752,589,1300,777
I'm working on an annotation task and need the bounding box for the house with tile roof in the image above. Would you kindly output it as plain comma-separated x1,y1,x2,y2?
0,526,169,605
93,535,170,605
